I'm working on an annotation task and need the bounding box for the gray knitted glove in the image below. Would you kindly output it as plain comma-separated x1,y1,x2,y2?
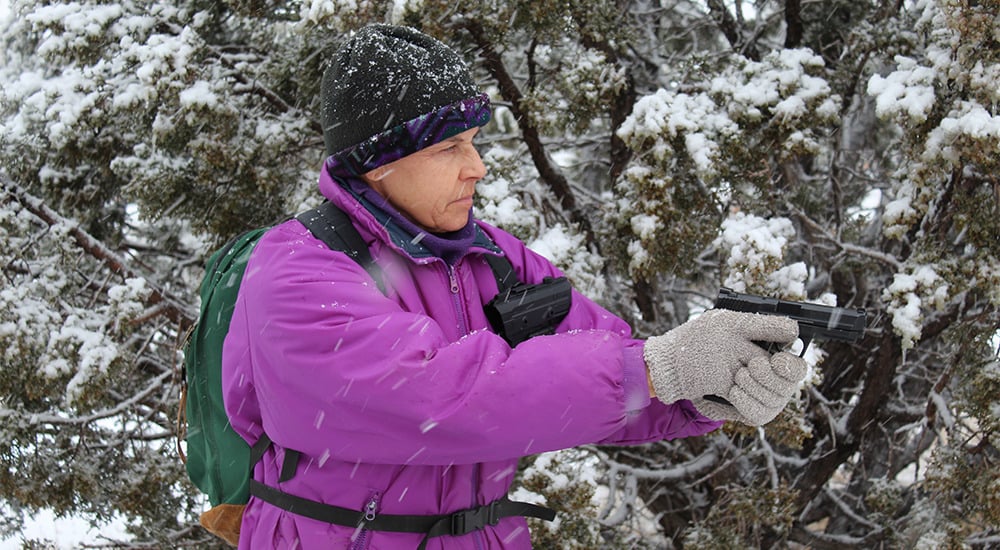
644,309,807,426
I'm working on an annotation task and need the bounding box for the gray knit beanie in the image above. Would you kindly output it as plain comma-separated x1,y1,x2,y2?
321,24,490,163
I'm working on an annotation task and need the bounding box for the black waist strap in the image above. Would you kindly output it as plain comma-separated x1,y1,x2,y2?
249,479,555,549
248,434,553,547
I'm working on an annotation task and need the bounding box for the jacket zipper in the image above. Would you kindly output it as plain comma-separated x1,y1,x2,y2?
449,263,485,549
447,264,469,336
349,492,380,550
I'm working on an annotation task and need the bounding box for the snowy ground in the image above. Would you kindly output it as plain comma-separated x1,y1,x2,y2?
1,511,128,549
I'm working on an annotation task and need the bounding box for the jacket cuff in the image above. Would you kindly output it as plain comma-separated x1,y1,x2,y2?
622,340,652,412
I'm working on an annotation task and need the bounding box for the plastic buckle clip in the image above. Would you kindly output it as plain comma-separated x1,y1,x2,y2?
449,501,501,535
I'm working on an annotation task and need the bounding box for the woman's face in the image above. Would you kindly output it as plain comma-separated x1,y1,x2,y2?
363,127,486,233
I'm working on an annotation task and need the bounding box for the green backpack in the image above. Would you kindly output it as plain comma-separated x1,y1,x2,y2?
178,201,385,544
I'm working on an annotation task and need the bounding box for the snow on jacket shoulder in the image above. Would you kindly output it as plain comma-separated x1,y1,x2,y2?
221,172,722,549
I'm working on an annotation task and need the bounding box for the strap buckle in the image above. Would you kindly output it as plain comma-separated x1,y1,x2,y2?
449,500,501,535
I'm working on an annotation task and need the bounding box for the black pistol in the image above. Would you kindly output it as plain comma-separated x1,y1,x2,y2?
713,287,866,353
702,287,866,407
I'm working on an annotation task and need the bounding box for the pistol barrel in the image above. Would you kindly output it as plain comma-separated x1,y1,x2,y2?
714,287,866,343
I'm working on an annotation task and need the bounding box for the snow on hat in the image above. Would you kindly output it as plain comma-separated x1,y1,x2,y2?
321,24,491,175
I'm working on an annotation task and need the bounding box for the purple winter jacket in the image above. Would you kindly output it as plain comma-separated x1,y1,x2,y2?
221,167,723,549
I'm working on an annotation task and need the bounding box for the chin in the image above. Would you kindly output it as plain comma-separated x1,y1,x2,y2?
436,213,471,233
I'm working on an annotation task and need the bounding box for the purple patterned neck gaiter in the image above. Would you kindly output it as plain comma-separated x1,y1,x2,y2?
338,174,477,265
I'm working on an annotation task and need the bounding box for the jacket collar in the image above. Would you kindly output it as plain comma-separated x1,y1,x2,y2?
317,164,502,263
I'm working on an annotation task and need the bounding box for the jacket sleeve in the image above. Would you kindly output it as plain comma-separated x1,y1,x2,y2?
223,221,718,468
485,227,723,446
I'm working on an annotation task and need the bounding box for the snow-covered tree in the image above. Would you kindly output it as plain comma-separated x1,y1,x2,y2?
1,0,997,547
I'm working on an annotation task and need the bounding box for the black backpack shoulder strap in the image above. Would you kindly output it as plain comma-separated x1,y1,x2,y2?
483,253,517,294
295,201,386,294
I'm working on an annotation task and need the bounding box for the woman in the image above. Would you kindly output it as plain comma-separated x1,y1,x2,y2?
222,24,806,549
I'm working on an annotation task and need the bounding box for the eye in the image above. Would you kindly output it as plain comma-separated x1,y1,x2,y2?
434,142,461,155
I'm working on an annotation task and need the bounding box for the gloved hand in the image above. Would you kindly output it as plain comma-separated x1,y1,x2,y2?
644,309,807,426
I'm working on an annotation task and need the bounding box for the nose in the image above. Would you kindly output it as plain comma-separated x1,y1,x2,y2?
461,146,487,181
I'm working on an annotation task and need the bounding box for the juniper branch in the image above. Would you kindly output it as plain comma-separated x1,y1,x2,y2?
1,177,197,330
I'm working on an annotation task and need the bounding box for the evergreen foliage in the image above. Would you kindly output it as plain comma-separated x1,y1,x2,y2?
1,0,997,547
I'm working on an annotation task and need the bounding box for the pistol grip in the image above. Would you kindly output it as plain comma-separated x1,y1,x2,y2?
704,335,812,408
755,338,810,357
703,394,733,407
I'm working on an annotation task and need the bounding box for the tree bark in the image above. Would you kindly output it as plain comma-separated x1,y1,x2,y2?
707,0,760,60
784,0,803,48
